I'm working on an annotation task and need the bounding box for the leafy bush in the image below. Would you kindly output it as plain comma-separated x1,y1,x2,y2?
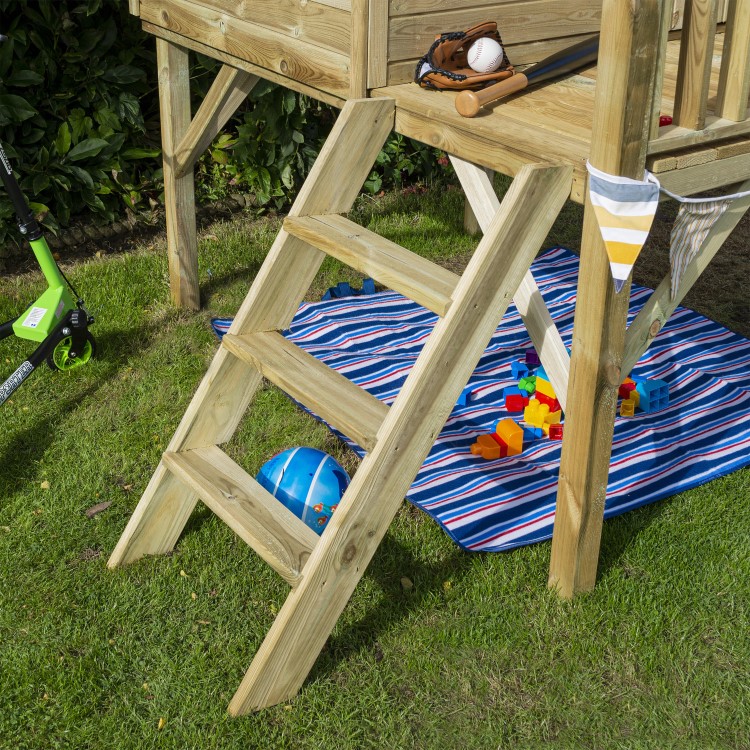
0,0,159,242
0,0,445,248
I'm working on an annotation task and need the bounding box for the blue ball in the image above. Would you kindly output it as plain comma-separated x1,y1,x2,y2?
256,448,350,534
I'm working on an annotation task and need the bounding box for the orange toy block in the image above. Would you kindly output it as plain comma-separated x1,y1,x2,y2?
495,418,524,456
470,433,504,460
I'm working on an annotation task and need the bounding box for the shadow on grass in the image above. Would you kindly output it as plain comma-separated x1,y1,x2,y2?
309,532,475,679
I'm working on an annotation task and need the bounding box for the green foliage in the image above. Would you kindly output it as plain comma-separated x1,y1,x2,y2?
0,0,159,242
0,1,445,247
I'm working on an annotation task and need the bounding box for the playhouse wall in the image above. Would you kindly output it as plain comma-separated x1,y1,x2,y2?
379,0,603,87
134,0,732,102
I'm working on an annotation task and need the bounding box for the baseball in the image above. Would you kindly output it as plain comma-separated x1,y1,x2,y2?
467,37,504,73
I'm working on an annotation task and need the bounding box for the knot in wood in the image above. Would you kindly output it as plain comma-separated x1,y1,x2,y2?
649,319,662,338
341,541,357,565
604,360,621,387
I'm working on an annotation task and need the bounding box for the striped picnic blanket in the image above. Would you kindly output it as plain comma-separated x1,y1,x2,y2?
280,247,750,552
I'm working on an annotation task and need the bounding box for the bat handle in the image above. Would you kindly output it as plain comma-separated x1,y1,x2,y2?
455,73,529,118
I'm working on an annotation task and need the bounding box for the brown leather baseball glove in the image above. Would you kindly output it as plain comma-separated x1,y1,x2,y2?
414,21,514,91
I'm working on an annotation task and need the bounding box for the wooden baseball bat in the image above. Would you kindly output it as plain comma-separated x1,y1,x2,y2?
455,34,600,118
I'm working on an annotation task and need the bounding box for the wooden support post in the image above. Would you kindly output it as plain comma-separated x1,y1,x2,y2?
157,39,200,311
109,98,396,569
673,0,719,130
716,0,750,121
463,168,495,235
229,162,572,714
548,0,662,598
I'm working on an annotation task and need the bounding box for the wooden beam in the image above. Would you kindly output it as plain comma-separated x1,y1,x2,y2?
350,0,369,98
716,0,750,121
173,65,259,179
549,0,662,598
673,0,719,130
450,156,572,411
157,38,199,310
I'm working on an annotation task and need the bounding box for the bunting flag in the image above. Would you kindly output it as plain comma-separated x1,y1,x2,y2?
587,162,661,292
668,198,731,300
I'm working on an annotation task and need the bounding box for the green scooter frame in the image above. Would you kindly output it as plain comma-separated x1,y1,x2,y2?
0,138,95,407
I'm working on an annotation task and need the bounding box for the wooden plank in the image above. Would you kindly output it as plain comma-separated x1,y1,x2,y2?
108,462,200,567
716,0,750,121
623,178,750,374
139,0,352,96
157,38,200,310
129,0,141,15
284,214,458,315
174,65,259,179
351,0,369,97
650,0,678,138
368,0,389,88
229,163,572,714
654,149,750,193
549,0,662,599
161,0,352,56
108,100,395,569
163,447,319,587
673,0,719,130
222,331,389,452
647,114,750,152
450,156,572,411
386,1,601,62
143,22,347,109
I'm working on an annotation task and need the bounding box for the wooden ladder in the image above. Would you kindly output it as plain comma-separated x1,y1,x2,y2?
108,97,572,714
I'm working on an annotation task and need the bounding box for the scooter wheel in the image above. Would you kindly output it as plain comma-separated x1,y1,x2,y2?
47,331,97,371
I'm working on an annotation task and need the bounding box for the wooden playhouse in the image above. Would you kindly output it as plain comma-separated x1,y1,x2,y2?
115,0,750,715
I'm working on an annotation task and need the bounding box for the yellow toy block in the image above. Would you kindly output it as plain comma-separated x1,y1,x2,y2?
545,410,562,425
534,377,557,400
620,399,635,417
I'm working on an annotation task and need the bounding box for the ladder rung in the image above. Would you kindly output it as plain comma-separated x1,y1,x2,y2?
222,330,388,452
284,214,459,316
163,446,319,587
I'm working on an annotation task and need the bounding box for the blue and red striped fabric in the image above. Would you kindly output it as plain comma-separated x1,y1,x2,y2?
281,247,750,552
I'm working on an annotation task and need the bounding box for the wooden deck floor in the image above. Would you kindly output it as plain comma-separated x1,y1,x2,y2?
372,33,750,203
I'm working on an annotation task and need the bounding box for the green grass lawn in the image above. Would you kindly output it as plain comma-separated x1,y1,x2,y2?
1,185,748,749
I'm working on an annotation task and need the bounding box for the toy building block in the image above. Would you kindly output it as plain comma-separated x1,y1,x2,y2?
535,390,562,413
523,426,544,441
511,360,532,380
548,423,564,440
470,433,504,460
523,399,550,428
635,379,669,413
620,399,635,417
503,387,529,412
518,376,537,395
618,377,636,399
525,350,540,367
496,418,524,456
457,383,477,406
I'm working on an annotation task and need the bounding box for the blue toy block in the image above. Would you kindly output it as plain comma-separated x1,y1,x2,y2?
511,360,531,379
635,379,669,413
456,384,477,406
322,278,376,301
523,426,544,441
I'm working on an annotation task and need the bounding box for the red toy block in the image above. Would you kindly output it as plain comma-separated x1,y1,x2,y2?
505,393,529,412
548,423,564,440
535,391,561,413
